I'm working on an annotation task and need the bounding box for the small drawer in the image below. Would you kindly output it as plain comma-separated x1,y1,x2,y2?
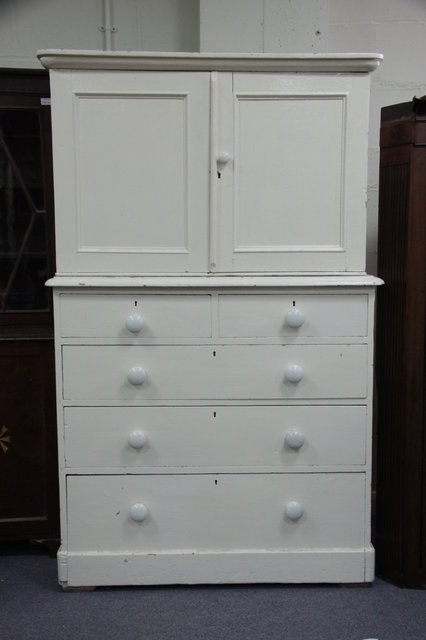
218,294,368,338
64,405,367,469
67,473,366,553
62,344,368,401
59,293,212,338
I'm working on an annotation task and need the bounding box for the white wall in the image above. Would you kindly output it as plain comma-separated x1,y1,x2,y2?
199,0,329,53
1,0,425,273
0,0,104,66
0,0,199,67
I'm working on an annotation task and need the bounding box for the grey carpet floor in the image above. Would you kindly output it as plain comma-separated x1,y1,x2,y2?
1,543,425,640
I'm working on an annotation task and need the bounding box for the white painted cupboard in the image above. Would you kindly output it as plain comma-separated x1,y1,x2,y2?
40,51,381,275
39,50,382,588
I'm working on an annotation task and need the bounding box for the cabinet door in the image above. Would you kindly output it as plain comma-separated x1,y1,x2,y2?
213,73,370,273
50,71,210,274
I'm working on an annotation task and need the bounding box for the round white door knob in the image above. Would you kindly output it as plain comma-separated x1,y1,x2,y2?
217,151,230,165
285,501,304,521
285,429,305,450
128,430,146,449
285,364,304,383
129,502,149,522
285,308,305,328
127,366,147,386
126,314,144,333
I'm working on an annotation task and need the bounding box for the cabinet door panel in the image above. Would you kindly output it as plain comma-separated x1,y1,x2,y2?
50,71,210,273
215,73,370,272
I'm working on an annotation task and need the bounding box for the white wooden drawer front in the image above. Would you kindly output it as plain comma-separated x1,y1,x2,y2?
218,294,368,338
64,405,367,469
59,294,212,338
62,344,367,401
67,473,365,553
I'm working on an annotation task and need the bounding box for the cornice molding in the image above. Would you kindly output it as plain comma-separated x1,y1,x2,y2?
38,50,383,74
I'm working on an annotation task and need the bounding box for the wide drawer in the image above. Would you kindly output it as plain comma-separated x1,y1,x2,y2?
67,473,366,553
219,294,368,337
59,294,212,338
62,344,368,401
64,405,367,469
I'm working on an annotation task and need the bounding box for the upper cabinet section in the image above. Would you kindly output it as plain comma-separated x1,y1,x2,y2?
40,51,381,275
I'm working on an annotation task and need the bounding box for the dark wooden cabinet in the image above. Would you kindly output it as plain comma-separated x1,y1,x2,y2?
0,342,58,540
0,73,59,542
376,99,426,588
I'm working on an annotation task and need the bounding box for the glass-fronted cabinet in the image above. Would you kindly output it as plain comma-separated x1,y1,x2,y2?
0,74,58,544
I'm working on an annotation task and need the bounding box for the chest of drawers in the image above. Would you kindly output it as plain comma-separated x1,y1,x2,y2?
40,50,382,587
51,284,378,587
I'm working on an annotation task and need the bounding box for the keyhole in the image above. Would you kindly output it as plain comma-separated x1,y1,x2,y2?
213,351,216,357
217,171,221,179
134,300,138,307
292,300,296,307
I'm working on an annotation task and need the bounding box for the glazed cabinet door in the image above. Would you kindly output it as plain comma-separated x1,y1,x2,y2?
50,70,210,274
213,73,370,273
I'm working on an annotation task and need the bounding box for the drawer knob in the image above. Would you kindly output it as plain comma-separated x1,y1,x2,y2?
128,430,146,449
285,501,304,521
285,364,304,383
127,366,147,386
129,502,149,523
126,314,144,333
285,429,305,450
285,308,305,328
